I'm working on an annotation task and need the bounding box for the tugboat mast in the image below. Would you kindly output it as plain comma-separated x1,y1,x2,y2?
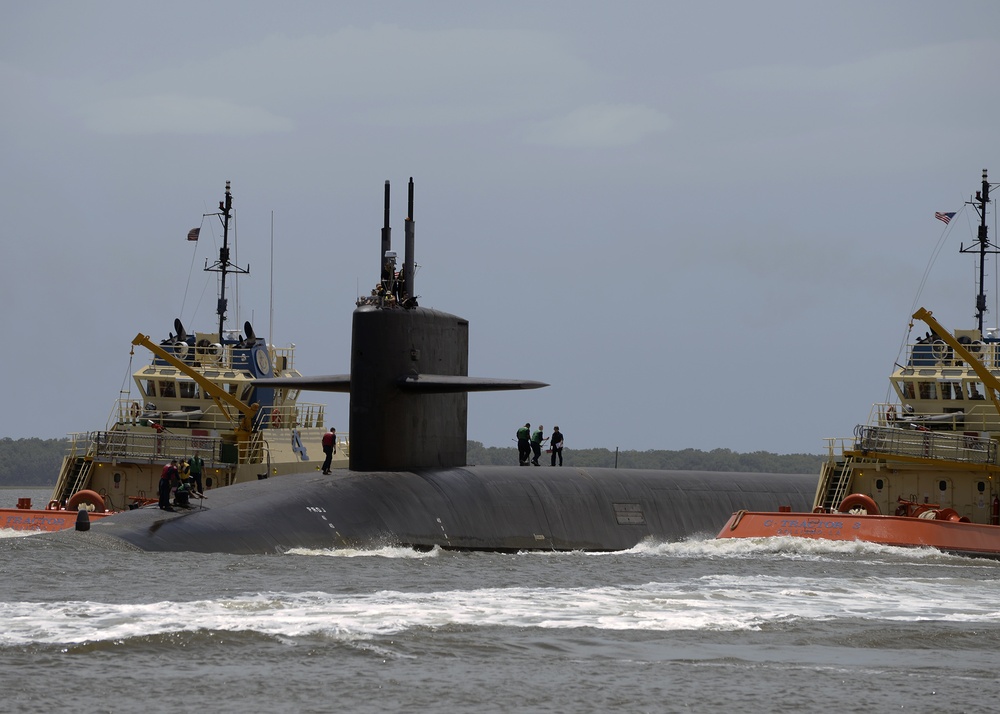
960,170,996,334
204,181,250,342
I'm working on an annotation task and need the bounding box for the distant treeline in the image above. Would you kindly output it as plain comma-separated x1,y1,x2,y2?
0,437,69,487
467,441,824,473
0,437,824,487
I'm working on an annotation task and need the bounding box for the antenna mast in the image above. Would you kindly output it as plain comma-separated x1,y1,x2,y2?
204,181,250,342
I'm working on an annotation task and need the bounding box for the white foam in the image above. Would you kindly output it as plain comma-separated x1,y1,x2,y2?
285,545,442,559
4,566,1000,646
0,528,43,539
628,534,976,564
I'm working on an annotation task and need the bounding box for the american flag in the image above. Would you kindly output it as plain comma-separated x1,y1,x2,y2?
187,227,200,241
935,212,956,225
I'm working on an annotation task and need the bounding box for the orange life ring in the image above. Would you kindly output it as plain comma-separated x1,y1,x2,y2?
838,493,880,515
271,410,282,427
130,401,141,418
66,489,106,513
46,500,61,511
885,405,896,423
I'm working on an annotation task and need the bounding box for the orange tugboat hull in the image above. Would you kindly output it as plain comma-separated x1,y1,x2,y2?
717,509,1000,558
2,494,116,532
1,507,113,532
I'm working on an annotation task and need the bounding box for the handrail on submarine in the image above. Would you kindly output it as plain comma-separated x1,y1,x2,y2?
912,307,1000,420
131,332,261,437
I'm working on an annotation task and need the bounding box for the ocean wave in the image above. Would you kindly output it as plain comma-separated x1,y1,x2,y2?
0,528,43,540
285,544,442,559
4,569,1000,647
625,534,988,565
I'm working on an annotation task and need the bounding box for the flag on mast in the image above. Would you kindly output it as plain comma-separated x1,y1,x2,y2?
934,212,956,225
187,227,200,241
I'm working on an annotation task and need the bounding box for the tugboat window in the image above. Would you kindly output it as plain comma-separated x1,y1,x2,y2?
978,481,986,493
941,382,964,400
158,380,176,398
875,478,884,490
938,480,948,492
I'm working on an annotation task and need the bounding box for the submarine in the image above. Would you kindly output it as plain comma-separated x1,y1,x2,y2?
79,178,816,554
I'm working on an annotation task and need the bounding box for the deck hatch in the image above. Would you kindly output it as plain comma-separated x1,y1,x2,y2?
613,502,646,525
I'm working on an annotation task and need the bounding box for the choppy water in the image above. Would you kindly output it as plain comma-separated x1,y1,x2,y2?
3,487,1000,713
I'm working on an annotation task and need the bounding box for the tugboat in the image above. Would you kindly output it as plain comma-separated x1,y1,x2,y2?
2,182,347,531
718,169,1000,558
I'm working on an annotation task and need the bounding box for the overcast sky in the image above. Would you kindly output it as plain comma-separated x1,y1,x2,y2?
3,1,999,454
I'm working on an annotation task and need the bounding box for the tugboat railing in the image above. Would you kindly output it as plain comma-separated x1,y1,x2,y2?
904,338,1000,370
66,430,255,469
110,399,326,431
151,343,297,372
852,424,999,466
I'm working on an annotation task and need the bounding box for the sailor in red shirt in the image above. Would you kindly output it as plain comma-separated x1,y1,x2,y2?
321,427,336,474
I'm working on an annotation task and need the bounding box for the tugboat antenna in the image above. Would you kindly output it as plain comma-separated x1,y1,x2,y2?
204,181,251,342
959,169,997,334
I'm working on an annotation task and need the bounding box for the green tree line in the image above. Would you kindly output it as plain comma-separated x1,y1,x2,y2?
0,437,823,487
467,441,823,473
0,437,70,487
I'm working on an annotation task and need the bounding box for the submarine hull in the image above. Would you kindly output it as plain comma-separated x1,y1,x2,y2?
83,466,816,554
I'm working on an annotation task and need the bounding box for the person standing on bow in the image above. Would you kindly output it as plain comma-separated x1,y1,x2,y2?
516,423,532,466
158,459,179,511
549,426,564,466
321,427,337,474
530,425,547,466
187,453,205,495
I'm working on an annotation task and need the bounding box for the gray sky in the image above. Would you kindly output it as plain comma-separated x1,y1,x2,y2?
3,1,999,454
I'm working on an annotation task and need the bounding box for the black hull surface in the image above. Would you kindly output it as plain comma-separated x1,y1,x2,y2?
80,467,816,554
